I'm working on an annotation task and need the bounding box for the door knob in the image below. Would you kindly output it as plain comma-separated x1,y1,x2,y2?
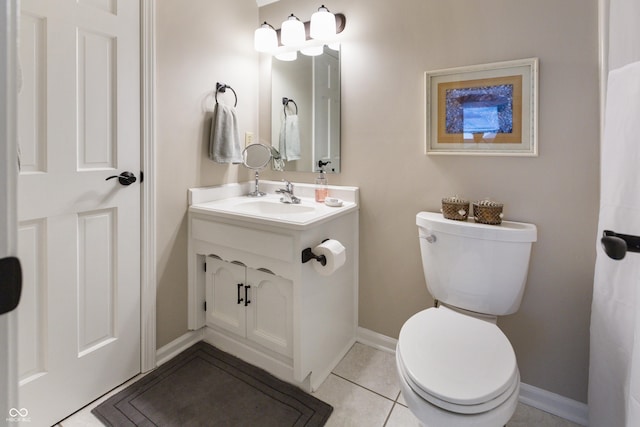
106,171,137,186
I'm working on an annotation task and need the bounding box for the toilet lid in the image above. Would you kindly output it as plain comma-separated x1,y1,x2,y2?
398,307,518,408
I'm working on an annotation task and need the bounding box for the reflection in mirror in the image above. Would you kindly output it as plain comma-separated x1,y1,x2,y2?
271,45,340,173
242,143,272,197
268,145,285,171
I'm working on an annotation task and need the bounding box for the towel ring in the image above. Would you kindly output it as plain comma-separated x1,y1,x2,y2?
216,82,237,107
282,97,298,116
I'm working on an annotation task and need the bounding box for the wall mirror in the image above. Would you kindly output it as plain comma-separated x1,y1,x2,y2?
271,45,341,173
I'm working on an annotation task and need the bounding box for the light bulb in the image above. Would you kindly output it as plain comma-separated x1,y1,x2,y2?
254,22,278,53
275,50,298,61
301,45,324,56
281,14,305,46
310,5,336,40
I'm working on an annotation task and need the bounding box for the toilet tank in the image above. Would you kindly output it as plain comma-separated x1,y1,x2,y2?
416,212,537,316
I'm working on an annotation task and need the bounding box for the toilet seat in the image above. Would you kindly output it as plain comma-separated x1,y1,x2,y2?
397,306,519,414
397,350,519,414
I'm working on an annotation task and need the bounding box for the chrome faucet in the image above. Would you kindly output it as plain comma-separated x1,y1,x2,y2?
276,180,300,204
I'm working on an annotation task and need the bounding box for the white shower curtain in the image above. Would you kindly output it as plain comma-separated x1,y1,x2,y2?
588,60,640,427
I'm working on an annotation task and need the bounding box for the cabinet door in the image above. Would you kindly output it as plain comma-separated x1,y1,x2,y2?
205,257,246,337
245,269,293,358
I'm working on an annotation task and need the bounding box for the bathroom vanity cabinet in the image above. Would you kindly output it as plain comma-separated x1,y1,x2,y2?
204,256,293,358
187,181,359,391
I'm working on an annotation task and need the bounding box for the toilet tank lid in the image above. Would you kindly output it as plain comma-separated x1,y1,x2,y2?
416,211,537,243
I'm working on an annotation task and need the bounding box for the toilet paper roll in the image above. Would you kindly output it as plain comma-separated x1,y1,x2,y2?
312,239,346,276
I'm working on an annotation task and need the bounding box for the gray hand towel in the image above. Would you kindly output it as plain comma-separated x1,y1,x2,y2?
209,103,242,163
278,114,301,161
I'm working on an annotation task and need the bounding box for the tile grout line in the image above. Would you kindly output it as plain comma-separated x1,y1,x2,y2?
382,403,395,426
330,372,400,403
382,391,404,427
327,372,402,427
394,390,407,407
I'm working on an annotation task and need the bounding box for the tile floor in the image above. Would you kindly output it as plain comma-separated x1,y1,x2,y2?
312,343,581,427
60,342,581,427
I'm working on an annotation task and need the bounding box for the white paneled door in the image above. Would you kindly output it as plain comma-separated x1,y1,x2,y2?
17,0,141,425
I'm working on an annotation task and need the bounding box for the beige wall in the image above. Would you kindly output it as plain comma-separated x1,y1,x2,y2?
259,0,600,403
154,0,600,404
156,0,258,347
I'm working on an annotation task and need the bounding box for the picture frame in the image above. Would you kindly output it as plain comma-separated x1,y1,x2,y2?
425,58,538,156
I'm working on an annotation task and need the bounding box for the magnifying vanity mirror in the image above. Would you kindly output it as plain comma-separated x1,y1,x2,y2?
271,45,341,173
242,143,272,196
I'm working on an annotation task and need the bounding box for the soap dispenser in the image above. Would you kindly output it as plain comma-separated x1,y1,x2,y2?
315,161,330,202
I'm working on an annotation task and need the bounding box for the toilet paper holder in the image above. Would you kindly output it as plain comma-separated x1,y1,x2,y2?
301,239,330,266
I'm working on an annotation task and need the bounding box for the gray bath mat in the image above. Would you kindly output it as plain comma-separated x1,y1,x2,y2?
92,341,332,426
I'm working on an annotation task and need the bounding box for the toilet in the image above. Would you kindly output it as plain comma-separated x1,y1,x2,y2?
396,211,537,427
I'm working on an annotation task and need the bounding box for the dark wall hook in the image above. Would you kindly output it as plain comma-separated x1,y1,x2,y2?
601,230,640,260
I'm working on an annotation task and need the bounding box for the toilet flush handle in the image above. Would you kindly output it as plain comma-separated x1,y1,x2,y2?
421,233,437,243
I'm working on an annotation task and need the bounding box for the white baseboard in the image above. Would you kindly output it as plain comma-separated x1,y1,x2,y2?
356,326,397,353
519,383,588,426
155,329,204,366
356,327,589,426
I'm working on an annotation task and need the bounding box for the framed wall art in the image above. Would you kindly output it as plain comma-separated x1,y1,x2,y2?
425,58,538,156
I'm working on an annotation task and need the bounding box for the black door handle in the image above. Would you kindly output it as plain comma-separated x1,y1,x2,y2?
237,283,244,304
106,171,137,186
602,230,640,260
0,257,22,315
244,285,251,306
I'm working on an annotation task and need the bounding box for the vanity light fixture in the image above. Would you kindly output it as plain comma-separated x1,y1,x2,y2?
310,5,336,40
254,5,346,60
281,14,305,46
254,22,278,53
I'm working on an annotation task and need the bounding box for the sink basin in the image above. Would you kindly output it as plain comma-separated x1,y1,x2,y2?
189,193,357,229
236,200,316,215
